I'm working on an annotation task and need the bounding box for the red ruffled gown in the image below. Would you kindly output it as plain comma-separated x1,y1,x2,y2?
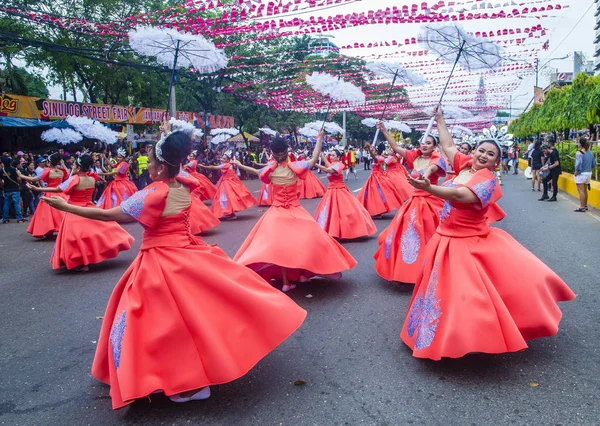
297,168,326,199
257,182,274,206
400,152,576,360
385,154,413,202
314,161,377,240
185,160,217,201
97,162,138,209
51,173,134,270
178,170,220,234
27,167,69,238
209,163,257,218
374,151,446,284
234,160,357,282
92,173,306,410
356,155,404,216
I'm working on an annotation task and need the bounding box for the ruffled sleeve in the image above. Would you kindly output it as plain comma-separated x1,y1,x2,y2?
403,150,420,170
176,171,200,193
330,162,345,174
289,160,311,180
117,162,128,176
258,161,278,184
57,175,79,195
464,170,502,208
184,160,197,172
218,163,231,172
120,182,168,228
384,156,398,166
429,152,447,178
453,152,473,174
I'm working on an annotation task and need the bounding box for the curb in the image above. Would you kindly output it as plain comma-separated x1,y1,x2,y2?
518,159,600,209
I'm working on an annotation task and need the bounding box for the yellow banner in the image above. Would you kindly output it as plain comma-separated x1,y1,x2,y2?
0,93,232,127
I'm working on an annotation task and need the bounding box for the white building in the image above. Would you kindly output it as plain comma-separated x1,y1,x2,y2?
308,35,340,58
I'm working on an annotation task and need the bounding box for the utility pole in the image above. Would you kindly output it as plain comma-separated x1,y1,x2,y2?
341,111,347,146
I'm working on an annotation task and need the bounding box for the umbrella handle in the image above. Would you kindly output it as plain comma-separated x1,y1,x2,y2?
373,129,380,145
423,40,466,144
373,70,399,145
421,116,436,144
320,97,335,132
437,39,467,106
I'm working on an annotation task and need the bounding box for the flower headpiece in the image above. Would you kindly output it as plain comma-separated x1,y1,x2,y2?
116,147,127,157
477,125,514,151
155,132,181,167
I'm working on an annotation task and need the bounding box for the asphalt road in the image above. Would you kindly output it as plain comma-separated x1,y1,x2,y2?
1,168,599,426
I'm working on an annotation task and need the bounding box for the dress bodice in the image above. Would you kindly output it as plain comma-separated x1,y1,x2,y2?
114,162,130,181
326,161,345,189
271,184,301,208
68,188,96,206
58,173,99,206
140,208,202,250
42,167,67,188
437,153,502,237
372,156,385,173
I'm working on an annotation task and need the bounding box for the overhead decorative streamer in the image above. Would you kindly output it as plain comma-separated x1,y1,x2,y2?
128,26,228,116
418,23,504,142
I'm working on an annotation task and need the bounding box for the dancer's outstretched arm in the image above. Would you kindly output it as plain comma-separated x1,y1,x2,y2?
40,196,135,223
377,122,406,158
233,159,259,176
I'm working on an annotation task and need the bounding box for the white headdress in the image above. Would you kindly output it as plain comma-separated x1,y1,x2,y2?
156,131,185,167
477,125,514,151
116,147,127,157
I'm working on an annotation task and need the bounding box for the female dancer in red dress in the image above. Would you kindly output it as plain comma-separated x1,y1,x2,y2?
233,133,357,292
400,108,575,360
313,149,377,240
184,151,217,201
356,142,404,218
41,126,307,409
385,152,413,202
373,123,446,284
97,148,138,209
29,155,133,272
21,154,68,238
296,162,326,199
200,153,257,220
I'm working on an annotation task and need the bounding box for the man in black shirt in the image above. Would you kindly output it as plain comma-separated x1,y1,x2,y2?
539,138,562,202
1,157,24,223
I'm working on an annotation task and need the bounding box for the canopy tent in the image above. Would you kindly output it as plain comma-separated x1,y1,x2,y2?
227,132,259,143
0,117,70,128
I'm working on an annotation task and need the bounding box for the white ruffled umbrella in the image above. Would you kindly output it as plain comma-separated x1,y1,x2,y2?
306,72,365,132
41,128,83,145
366,61,425,143
419,23,503,141
128,26,228,116
66,116,120,145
